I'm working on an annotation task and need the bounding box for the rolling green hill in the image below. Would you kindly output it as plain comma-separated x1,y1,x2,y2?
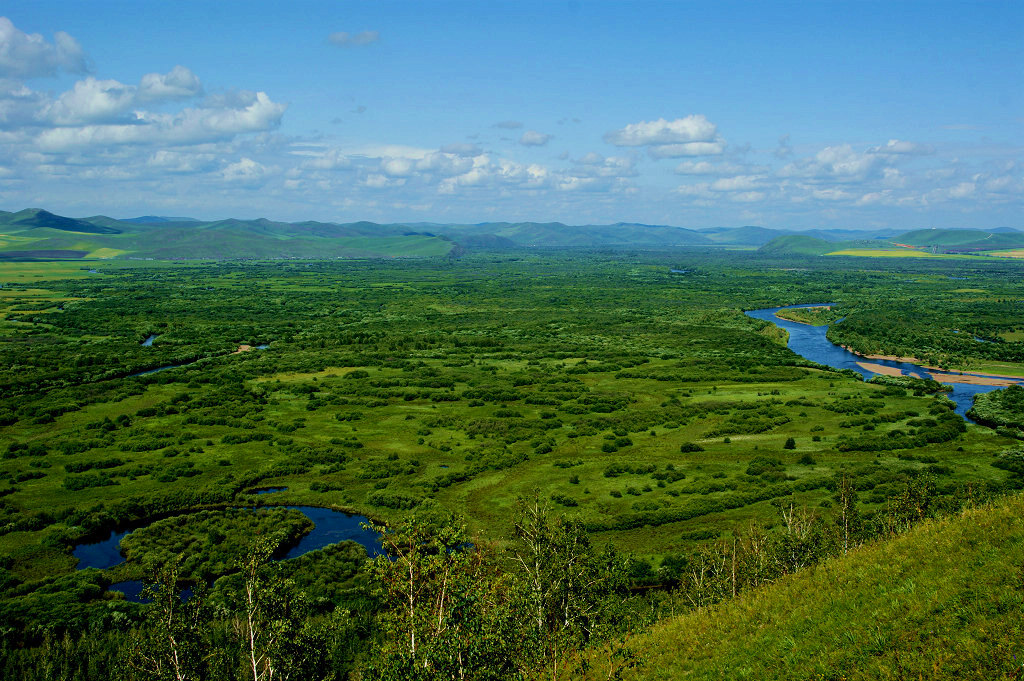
758,234,837,255
0,210,455,260
895,228,1024,252
593,493,1024,680
1,207,1020,260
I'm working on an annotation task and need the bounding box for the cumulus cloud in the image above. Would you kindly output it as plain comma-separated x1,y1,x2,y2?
604,115,726,159
328,31,379,47
221,157,271,183
647,141,726,158
519,130,552,146
0,17,88,79
138,65,202,102
41,67,204,126
569,152,636,179
710,175,763,192
779,144,880,183
868,139,934,156
674,161,750,176
36,91,286,150
147,149,216,174
604,115,717,147
440,142,482,157
46,77,136,125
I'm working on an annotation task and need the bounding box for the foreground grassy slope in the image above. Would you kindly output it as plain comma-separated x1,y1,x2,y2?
601,493,1024,680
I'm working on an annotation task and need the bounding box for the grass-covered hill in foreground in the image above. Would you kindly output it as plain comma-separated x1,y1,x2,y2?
591,492,1024,680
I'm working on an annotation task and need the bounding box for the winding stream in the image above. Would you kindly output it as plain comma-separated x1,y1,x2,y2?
745,304,1022,421
73,505,383,601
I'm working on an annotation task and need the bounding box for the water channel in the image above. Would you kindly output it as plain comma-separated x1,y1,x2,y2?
745,304,1022,421
77,306,1017,601
73,505,383,602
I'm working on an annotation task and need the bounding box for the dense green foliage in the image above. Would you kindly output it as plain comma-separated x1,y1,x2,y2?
773,305,843,326
2,249,1024,678
969,384,1024,433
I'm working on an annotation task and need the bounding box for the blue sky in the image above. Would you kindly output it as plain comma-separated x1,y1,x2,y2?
1,1,1021,229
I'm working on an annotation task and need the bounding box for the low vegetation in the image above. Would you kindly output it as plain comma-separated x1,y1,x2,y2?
1,249,1024,678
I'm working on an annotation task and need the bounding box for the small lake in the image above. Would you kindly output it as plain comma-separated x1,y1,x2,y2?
73,505,383,601
745,304,1021,421
141,334,158,347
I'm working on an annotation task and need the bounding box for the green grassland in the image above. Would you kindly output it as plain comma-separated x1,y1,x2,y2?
588,492,1024,680
1,254,1020,588
3,252,1024,678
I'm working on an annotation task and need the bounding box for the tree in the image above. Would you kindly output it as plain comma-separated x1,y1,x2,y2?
363,502,525,680
783,437,796,450
128,563,212,681
511,496,630,679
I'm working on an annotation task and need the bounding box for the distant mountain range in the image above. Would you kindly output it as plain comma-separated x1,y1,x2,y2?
0,207,1017,260
759,227,1024,256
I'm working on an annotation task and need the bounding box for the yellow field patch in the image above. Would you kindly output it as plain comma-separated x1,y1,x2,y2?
825,249,958,258
87,247,128,258
985,249,1024,258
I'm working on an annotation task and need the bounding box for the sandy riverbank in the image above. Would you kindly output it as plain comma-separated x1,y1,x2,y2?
927,372,1022,387
856,361,904,377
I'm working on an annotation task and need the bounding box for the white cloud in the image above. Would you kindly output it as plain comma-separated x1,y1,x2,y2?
36,91,286,150
811,188,853,201
364,172,405,188
221,157,271,183
439,142,482,157
0,17,87,79
648,141,726,158
604,115,717,146
780,144,880,183
519,130,552,146
328,31,379,47
138,65,202,102
300,148,352,171
710,175,762,192
674,161,750,175
868,139,934,156
381,157,415,177
947,182,975,199
570,153,636,178
730,191,766,203
46,77,136,125
147,149,216,174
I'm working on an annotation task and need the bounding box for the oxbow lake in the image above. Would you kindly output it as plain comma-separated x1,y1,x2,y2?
73,506,383,602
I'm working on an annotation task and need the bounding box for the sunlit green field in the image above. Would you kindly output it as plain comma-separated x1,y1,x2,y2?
2,253,1021,590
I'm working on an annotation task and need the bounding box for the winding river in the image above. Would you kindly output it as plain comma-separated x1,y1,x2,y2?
76,306,1016,602
73,505,383,601
745,304,1021,421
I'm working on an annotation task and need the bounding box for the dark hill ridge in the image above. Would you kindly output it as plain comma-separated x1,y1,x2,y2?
9,209,121,234
126,216,202,224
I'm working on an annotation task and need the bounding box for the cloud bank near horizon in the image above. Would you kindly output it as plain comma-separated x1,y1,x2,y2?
0,14,1019,228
